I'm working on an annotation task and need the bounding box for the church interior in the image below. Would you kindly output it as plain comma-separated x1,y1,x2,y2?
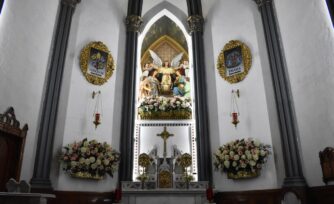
1,0,334,203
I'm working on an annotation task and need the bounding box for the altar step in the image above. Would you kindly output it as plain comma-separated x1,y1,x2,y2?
121,189,213,204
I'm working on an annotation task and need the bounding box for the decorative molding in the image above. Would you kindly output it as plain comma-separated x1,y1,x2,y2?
126,15,143,32
139,123,193,127
61,0,81,8
253,0,272,8
187,15,204,33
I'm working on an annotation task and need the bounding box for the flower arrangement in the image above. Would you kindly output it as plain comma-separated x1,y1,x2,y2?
60,138,120,180
138,96,192,120
213,138,271,179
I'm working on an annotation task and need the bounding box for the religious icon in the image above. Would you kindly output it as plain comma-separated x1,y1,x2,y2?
224,46,244,77
88,47,108,78
80,41,115,85
217,40,252,84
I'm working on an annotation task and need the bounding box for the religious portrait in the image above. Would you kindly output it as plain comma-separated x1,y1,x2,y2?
80,41,115,85
88,47,108,78
217,40,252,84
224,46,244,77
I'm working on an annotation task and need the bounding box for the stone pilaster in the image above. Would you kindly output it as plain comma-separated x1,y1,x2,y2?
119,0,143,183
253,0,307,200
186,0,212,183
30,0,80,191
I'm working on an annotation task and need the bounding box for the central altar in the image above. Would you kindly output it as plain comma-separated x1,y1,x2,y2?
130,125,201,190
120,189,207,204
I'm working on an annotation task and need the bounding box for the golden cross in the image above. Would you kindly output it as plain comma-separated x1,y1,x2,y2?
157,127,174,158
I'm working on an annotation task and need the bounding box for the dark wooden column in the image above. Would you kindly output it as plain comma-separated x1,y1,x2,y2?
186,0,212,183
30,0,81,191
253,0,308,201
118,0,143,182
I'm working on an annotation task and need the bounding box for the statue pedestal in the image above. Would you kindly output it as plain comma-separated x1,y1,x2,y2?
122,181,209,204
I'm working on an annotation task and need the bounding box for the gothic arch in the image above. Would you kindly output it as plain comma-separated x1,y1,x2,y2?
141,1,188,33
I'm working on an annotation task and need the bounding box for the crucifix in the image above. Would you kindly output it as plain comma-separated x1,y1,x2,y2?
157,126,174,158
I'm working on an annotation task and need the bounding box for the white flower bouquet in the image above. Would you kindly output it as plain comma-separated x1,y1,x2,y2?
138,96,192,120
60,138,120,179
213,138,271,178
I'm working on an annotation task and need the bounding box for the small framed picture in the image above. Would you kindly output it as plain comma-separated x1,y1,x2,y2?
80,41,115,85
217,40,252,84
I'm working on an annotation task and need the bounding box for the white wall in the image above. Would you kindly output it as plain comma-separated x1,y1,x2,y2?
142,0,187,16
275,0,334,187
0,0,58,181
51,0,127,191
203,0,283,191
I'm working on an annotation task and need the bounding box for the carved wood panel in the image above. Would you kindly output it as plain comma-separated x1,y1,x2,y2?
0,107,28,191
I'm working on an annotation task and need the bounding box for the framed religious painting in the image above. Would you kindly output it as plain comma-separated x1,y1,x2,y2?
217,40,252,83
80,41,115,85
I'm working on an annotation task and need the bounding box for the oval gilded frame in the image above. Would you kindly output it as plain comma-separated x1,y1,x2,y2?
80,41,115,85
217,40,252,84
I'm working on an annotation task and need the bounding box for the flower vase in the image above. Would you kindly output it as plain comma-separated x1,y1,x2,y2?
227,170,259,179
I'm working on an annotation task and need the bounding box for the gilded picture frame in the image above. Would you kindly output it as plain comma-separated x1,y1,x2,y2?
217,40,252,84
80,41,115,85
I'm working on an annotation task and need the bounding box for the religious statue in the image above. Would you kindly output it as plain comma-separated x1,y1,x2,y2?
148,50,184,95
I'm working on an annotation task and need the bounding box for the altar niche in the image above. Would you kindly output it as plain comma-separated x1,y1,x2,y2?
133,123,198,188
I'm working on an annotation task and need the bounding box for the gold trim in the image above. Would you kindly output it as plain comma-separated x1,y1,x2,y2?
180,153,192,168
138,153,151,168
138,110,192,120
227,170,259,179
217,40,252,84
80,41,115,85
70,172,104,180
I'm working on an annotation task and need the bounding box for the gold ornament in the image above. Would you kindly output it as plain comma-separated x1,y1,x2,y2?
80,41,115,85
217,40,252,84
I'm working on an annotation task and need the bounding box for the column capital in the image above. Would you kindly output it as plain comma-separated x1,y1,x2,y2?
125,15,143,32
253,0,273,8
187,15,204,33
61,0,81,8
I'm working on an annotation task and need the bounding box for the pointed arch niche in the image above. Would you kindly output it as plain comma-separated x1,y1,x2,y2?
133,9,199,182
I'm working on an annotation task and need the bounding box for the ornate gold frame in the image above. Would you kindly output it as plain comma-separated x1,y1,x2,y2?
217,40,252,84
80,41,115,85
